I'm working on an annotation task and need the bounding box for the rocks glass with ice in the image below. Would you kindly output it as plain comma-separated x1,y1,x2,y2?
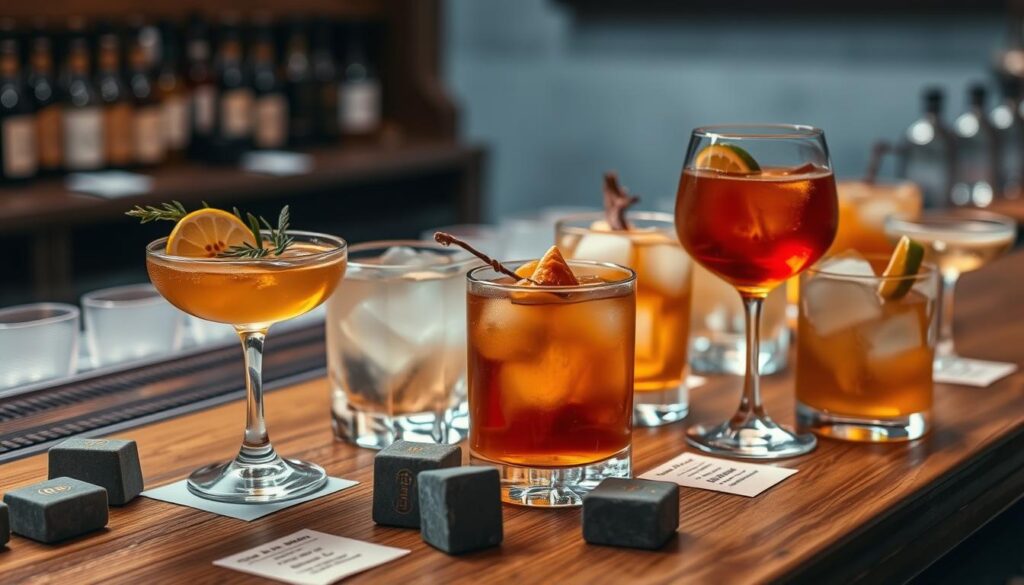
327,241,476,449
796,255,938,441
556,211,693,426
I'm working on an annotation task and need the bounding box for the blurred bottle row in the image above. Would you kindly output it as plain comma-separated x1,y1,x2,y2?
0,13,384,182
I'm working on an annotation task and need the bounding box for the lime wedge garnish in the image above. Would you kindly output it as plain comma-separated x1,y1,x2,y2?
694,144,761,173
878,236,925,300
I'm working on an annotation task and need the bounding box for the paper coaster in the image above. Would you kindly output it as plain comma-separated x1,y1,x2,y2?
141,477,358,521
639,453,797,497
933,358,1018,388
214,529,409,585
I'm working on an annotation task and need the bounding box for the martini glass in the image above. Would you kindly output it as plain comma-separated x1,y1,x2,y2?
146,231,347,503
885,210,1016,373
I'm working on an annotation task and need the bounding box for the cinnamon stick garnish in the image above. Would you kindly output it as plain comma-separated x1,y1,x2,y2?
434,232,538,285
603,172,640,230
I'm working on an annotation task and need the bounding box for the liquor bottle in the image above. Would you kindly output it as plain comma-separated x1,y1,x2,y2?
990,77,1024,200
0,26,37,182
95,27,134,169
158,21,189,161
284,19,317,146
62,23,104,172
952,84,1001,207
311,20,340,142
185,14,216,160
127,28,166,167
209,18,252,163
26,27,61,175
250,20,288,150
338,21,382,137
899,88,956,209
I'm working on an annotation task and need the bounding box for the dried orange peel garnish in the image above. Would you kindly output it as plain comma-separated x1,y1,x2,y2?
520,246,579,286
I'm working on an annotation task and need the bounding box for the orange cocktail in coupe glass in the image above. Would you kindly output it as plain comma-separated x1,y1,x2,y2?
140,206,347,503
675,124,838,458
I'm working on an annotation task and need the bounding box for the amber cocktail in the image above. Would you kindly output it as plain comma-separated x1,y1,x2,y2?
146,231,347,502
467,260,635,507
557,212,692,426
796,256,938,441
675,124,838,459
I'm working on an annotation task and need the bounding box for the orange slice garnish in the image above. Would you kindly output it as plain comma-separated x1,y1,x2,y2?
165,208,255,257
529,246,579,286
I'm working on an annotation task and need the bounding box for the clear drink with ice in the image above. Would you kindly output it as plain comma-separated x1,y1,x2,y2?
327,242,476,449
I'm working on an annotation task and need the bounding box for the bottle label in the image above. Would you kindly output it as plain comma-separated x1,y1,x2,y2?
135,106,166,164
2,115,37,178
64,107,104,170
104,103,134,166
163,95,190,150
36,105,63,169
255,94,288,149
221,89,253,139
193,85,216,134
339,80,381,133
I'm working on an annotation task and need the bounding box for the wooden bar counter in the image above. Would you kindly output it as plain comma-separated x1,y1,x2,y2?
1,253,1023,584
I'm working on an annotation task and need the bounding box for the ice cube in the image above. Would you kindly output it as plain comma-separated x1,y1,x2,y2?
634,300,657,361
637,241,691,296
865,311,923,361
499,345,581,413
337,301,419,376
571,232,633,267
472,299,547,361
802,277,882,337
818,252,878,280
378,246,446,268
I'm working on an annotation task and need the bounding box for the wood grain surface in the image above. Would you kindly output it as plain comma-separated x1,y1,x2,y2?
0,253,1022,585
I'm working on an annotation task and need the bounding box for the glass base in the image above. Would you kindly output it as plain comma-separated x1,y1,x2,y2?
686,417,816,459
331,405,467,450
187,453,328,504
689,328,790,376
796,401,930,442
633,383,689,427
470,446,631,508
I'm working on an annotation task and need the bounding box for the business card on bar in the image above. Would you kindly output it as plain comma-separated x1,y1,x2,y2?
933,358,1018,388
214,529,409,585
639,452,797,497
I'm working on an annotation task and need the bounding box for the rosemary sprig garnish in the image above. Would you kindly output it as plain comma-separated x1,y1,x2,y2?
125,200,189,223
126,201,296,258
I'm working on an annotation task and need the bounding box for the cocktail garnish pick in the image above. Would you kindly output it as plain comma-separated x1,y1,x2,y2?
603,172,640,231
863,140,892,185
434,231,539,285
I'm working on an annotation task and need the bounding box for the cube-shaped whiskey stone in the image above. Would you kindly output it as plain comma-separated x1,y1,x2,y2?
48,437,144,505
0,502,8,547
418,466,503,555
372,440,461,528
3,477,108,543
582,478,679,550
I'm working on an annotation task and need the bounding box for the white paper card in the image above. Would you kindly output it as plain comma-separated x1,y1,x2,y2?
933,358,1018,387
214,529,409,585
141,477,358,521
640,453,797,497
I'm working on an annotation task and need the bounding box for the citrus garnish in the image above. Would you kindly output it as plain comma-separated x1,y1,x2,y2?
515,260,538,279
877,235,925,300
165,208,256,258
694,144,761,174
527,246,579,286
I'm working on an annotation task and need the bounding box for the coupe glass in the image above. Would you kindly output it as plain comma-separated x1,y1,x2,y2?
146,231,347,503
884,210,1016,373
675,124,838,459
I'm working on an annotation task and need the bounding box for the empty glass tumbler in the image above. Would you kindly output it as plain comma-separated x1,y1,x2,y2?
82,284,185,368
0,303,80,391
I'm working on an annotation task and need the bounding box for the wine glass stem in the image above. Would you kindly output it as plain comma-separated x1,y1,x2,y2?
238,328,274,464
734,293,766,424
937,271,959,359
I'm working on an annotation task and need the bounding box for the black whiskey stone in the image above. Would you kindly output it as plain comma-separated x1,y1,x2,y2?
418,466,502,554
48,437,144,505
0,502,8,547
3,477,108,543
582,478,679,550
372,440,461,528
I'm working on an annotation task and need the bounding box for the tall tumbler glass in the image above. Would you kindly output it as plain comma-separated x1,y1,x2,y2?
327,241,476,449
0,303,80,391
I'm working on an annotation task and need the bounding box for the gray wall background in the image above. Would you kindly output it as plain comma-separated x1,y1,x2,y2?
443,0,1006,220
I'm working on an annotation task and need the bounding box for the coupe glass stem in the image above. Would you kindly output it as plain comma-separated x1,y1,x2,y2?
238,328,274,464
937,271,959,360
734,293,766,424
